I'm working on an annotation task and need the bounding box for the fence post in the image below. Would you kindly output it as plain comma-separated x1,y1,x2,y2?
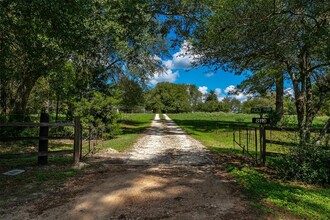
74,117,81,164
38,112,49,165
260,126,266,165
246,128,249,154
255,128,258,164
233,130,235,149
259,126,263,164
262,126,267,164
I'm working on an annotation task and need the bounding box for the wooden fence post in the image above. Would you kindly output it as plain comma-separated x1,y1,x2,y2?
74,117,81,164
38,112,49,165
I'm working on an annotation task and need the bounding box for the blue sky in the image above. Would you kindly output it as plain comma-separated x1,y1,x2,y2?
148,41,294,102
149,41,249,101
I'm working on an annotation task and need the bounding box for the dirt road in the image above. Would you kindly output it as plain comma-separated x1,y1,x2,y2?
3,114,263,220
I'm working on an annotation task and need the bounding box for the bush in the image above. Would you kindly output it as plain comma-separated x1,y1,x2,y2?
275,143,329,184
74,91,121,138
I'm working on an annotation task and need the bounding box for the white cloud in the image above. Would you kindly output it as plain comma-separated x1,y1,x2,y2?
198,86,208,95
152,55,162,62
214,88,226,101
205,72,215,77
284,88,294,97
163,41,199,70
224,85,237,94
215,88,221,96
233,93,248,102
224,85,248,102
149,69,179,86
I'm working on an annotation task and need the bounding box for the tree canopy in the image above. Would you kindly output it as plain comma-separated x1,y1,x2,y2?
0,0,206,118
190,0,330,141
146,82,202,113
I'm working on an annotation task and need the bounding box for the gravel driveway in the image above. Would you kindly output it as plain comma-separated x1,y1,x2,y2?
126,114,213,166
2,114,264,220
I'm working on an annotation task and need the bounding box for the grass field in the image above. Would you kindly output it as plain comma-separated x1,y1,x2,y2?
169,112,327,156
168,112,330,219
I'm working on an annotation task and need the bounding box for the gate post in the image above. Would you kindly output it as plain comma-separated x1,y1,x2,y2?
255,128,258,164
259,126,266,165
263,127,267,164
38,111,49,165
74,117,82,164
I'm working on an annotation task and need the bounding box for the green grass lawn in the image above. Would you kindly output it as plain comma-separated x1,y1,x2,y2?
168,112,330,219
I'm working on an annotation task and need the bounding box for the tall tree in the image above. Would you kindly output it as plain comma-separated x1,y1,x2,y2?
205,90,218,102
145,82,201,113
0,0,92,117
0,0,208,119
118,77,145,112
191,0,330,142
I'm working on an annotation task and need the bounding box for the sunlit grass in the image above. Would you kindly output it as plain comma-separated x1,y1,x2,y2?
227,165,330,219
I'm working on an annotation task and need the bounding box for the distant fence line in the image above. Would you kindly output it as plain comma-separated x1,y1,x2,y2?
233,125,329,165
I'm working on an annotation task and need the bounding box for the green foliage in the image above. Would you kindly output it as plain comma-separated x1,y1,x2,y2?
205,90,217,102
74,91,121,137
241,96,275,114
146,82,202,113
118,77,145,112
191,0,330,143
1,0,207,118
274,144,329,184
0,0,93,115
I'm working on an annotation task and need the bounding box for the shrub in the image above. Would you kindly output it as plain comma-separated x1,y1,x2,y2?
275,143,329,184
74,91,121,138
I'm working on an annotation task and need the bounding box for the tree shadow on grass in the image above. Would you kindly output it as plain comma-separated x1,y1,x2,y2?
172,119,255,133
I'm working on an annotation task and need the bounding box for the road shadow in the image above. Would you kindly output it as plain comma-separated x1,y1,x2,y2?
21,161,264,220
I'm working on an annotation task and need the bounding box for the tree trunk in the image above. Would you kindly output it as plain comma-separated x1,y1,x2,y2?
290,70,306,144
275,74,284,122
304,76,313,142
9,76,37,121
55,96,59,122
0,82,7,114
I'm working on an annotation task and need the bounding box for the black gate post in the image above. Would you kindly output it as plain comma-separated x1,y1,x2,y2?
259,125,263,164
259,125,266,165
262,126,266,164
38,111,49,165
255,128,258,164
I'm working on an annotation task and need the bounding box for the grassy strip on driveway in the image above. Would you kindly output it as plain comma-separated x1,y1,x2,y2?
169,112,330,219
